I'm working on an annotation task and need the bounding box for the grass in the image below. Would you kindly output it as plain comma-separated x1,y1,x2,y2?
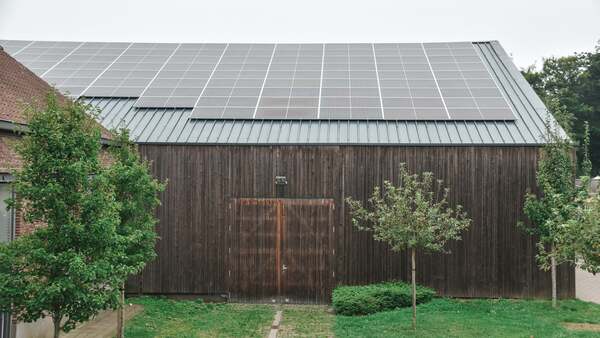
278,305,334,337
123,296,600,337
124,296,275,337
334,298,600,337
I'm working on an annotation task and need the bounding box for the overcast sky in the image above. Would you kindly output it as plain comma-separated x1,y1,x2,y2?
0,0,598,68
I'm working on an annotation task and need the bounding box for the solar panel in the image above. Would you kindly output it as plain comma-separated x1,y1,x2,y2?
252,43,320,119
191,44,275,118
424,42,513,119
2,40,516,121
318,44,382,119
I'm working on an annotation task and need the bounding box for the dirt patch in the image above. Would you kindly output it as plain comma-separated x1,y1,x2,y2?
563,322,600,332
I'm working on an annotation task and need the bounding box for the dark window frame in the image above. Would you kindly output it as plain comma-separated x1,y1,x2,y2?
0,173,14,338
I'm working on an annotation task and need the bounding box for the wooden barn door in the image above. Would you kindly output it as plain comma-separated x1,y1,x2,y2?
229,198,334,303
229,199,279,302
281,199,334,303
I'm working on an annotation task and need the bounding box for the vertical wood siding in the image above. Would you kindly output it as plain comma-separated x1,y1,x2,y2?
127,145,575,302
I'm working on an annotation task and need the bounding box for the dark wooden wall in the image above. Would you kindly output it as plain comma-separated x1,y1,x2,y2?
127,145,575,301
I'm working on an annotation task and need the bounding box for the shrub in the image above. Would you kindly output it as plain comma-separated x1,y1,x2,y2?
332,281,436,316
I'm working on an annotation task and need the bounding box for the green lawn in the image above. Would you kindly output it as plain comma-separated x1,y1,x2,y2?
124,297,275,337
123,297,600,337
278,305,334,337
335,298,600,337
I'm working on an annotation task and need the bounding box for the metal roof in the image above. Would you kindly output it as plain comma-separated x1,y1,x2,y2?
81,41,550,145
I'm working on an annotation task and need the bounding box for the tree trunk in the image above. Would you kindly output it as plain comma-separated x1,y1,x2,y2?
117,284,125,338
411,247,416,330
52,315,61,338
551,244,557,308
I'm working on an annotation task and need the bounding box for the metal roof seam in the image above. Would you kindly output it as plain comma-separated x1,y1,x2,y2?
482,43,538,142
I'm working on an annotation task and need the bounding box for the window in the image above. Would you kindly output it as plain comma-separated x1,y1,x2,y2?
0,181,13,243
0,178,11,338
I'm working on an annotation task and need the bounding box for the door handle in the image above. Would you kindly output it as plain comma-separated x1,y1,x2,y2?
282,264,288,272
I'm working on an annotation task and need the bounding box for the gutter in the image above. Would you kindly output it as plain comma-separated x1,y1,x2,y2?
0,119,112,145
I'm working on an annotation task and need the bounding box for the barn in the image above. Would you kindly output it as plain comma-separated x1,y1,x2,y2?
0,40,574,304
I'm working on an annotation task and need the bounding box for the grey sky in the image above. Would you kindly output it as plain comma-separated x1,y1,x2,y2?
0,0,598,68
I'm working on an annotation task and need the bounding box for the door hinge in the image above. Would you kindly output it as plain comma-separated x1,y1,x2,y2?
229,247,231,254
332,271,335,277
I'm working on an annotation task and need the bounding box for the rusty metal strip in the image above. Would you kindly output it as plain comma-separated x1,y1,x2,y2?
276,199,282,301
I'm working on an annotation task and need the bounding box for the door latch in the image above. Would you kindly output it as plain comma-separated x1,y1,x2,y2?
282,264,288,272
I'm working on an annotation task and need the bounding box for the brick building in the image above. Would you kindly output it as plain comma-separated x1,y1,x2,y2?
0,47,62,242
0,47,110,338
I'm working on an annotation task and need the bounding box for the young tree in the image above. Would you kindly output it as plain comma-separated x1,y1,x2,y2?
581,122,593,177
0,94,122,338
575,194,600,274
520,99,584,308
346,165,471,330
107,128,165,338
545,124,599,278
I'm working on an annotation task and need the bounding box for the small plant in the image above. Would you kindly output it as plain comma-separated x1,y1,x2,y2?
332,282,435,316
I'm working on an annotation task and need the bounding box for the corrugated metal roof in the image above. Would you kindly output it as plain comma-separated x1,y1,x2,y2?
85,41,552,145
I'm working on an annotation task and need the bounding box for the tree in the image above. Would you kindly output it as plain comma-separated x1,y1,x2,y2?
544,124,600,278
574,193,600,274
346,165,471,330
107,128,165,338
520,99,585,308
522,43,600,174
0,94,122,337
581,121,593,177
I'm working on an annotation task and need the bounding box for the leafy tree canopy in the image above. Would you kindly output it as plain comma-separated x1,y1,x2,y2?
0,94,122,336
522,43,600,174
108,128,165,281
346,165,471,252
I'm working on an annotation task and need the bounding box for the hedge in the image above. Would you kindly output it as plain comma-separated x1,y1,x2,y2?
332,281,436,316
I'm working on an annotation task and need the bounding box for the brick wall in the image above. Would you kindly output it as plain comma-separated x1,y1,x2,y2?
0,131,113,238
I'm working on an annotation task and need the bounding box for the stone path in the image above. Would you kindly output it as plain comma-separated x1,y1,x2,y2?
267,310,282,338
63,304,143,338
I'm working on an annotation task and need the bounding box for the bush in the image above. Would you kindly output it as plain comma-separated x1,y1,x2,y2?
332,281,436,316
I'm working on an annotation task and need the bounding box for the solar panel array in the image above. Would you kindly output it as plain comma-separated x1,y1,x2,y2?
1,40,515,120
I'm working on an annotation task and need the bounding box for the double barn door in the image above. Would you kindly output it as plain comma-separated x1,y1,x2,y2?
228,198,334,303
